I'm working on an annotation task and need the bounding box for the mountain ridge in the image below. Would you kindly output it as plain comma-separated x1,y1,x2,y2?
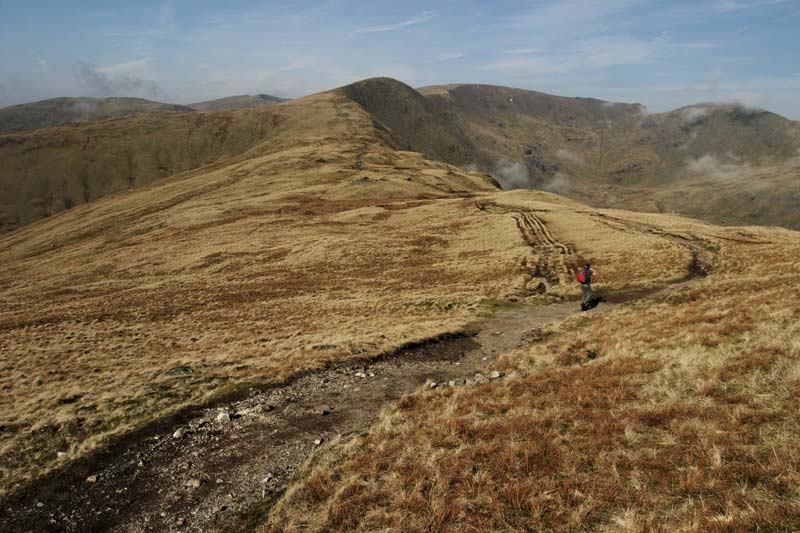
1,77,798,232
188,93,289,111
0,97,194,135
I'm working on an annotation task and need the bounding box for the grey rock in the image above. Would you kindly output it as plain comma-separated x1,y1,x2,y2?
86,475,98,483
173,428,186,439
186,478,202,489
188,418,208,429
314,438,325,446
490,371,503,379
216,412,231,423
354,371,367,378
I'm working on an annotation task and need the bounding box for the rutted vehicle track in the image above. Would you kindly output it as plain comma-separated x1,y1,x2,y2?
513,211,576,285
593,213,716,278
0,208,718,533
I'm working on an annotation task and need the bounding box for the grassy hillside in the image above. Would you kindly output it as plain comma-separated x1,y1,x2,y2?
266,211,800,532
0,98,328,232
0,86,509,496
0,97,193,134
2,77,800,533
419,84,800,229
0,82,704,499
189,93,289,111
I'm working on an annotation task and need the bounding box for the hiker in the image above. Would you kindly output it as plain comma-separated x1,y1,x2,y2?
578,263,595,311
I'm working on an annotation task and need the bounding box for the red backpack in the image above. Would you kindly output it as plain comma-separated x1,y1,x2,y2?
577,271,586,284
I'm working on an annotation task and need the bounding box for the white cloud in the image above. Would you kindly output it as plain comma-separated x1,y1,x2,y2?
685,154,751,183
96,58,152,74
704,67,727,92
491,160,530,190
679,106,713,124
714,0,787,12
482,36,656,75
541,172,573,194
503,48,540,55
727,91,765,107
30,54,49,71
352,11,435,35
433,52,465,62
574,36,655,67
556,149,587,167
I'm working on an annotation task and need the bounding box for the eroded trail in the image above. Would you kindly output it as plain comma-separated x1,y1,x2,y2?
1,212,718,533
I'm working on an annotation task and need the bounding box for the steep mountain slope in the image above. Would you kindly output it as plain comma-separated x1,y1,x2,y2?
0,108,279,231
419,84,800,228
0,97,194,134
341,78,490,168
189,93,289,111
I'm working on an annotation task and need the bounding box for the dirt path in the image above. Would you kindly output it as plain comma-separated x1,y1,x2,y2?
2,300,585,533
0,213,717,533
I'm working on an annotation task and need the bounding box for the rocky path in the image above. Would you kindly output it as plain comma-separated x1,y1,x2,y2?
1,212,717,533
1,301,584,533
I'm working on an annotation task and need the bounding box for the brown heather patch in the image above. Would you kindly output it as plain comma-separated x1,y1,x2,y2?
266,228,800,531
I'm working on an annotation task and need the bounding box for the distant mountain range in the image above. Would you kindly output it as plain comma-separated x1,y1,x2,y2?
0,97,194,135
349,79,800,229
189,93,290,111
0,93,290,134
0,78,797,232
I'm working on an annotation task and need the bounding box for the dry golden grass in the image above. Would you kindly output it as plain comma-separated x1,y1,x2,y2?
265,217,800,531
0,86,690,497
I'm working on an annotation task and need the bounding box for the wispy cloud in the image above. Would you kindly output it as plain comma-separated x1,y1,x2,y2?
29,53,50,71
482,36,657,75
714,0,787,12
78,63,161,98
433,52,465,62
352,10,435,35
503,48,540,55
96,58,152,74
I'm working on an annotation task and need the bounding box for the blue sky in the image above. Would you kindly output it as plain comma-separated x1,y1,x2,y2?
1,0,798,117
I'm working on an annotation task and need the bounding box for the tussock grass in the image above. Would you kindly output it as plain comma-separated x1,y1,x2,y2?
0,91,688,498
265,220,800,531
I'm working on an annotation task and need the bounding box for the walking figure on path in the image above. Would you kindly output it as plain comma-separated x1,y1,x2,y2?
578,263,595,311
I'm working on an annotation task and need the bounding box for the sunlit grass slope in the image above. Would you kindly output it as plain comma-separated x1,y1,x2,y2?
266,218,800,532
0,84,688,497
